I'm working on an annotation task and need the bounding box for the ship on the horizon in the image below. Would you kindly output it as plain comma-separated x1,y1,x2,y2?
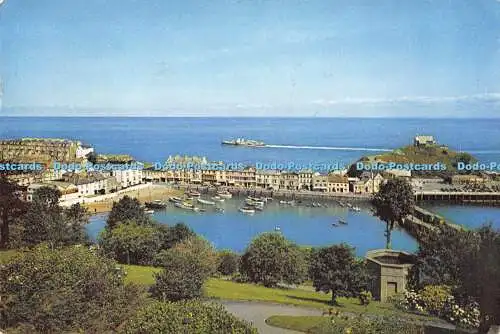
221,138,266,147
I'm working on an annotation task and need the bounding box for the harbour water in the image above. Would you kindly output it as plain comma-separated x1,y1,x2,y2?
86,199,418,256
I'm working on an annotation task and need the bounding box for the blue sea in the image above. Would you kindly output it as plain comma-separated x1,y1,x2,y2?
2,117,500,254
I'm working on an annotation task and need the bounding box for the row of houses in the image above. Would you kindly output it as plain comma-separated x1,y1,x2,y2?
24,168,144,202
143,166,385,194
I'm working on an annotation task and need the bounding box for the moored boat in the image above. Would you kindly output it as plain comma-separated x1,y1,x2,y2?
239,206,255,214
350,206,361,212
274,226,281,231
214,207,224,213
245,198,265,206
189,190,201,197
197,198,216,205
145,209,154,215
217,191,232,199
247,196,267,203
338,219,347,225
211,196,225,202
169,196,183,203
174,202,200,212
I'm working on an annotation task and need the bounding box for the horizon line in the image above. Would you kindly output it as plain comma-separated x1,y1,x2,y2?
1,115,500,120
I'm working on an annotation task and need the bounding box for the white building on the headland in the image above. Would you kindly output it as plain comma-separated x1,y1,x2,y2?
76,144,94,159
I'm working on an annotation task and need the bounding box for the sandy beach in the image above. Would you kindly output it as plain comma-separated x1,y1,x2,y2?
83,184,184,214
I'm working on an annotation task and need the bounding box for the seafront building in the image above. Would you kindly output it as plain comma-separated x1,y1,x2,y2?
0,138,93,162
144,157,384,194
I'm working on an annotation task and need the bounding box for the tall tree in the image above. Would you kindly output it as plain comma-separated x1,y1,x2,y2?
372,178,415,249
99,221,161,265
309,244,371,305
0,176,26,249
414,224,500,333
107,196,149,229
18,187,87,248
240,232,307,287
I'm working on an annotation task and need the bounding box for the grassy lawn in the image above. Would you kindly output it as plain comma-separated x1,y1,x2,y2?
0,249,19,263
266,315,330,333
121,265,439,322
266,316,463,334
122,264,161,285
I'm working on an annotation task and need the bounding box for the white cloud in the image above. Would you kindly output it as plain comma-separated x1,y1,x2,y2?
312,93,500,106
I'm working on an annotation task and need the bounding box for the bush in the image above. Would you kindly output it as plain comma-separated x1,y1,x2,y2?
217,250,240,276
392,288,480,329
359,290,372,306
99,221,161,265
240,232,307,287
0,244,143,333
419,285,452,316
231,272,250,283
151,236,217,302
119,300,258,334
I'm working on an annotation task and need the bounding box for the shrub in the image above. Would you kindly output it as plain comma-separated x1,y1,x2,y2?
359,290,372,306
0,244,143,333
240,232,307,287
119,300,258,334
151,236,217,302
392,289,480,329
419,285,452,316
217,250,240,276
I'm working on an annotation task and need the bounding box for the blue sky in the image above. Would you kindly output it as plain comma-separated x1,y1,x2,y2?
1,0,500,117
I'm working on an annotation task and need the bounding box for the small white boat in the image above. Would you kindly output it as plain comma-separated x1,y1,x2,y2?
248,196,267,203
189,191,201,197
239,207,255,214
349,206,361,212
145,209,154,214
274,226,281,231
217,191,232,199
215,207,224,213
169,196,183,203
253,204,264,211
245,198,265,206
174,202,199,212
197,198,216,205
211,196,225,202
279,200,294,205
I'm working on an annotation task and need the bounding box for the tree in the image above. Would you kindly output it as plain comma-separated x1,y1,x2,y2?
119,300,257,334
372,178,415,249
0,176,26,249
107,196,150,229
32,185,61,210
99,221,161,265
0,244,144,333
151,236,217,301
240,232,307,287
63,203,90,244
413,224,500,333
217,249,240,275
452,152,476,172
158,222,195,250
17,187,87,248
309,244,371,305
